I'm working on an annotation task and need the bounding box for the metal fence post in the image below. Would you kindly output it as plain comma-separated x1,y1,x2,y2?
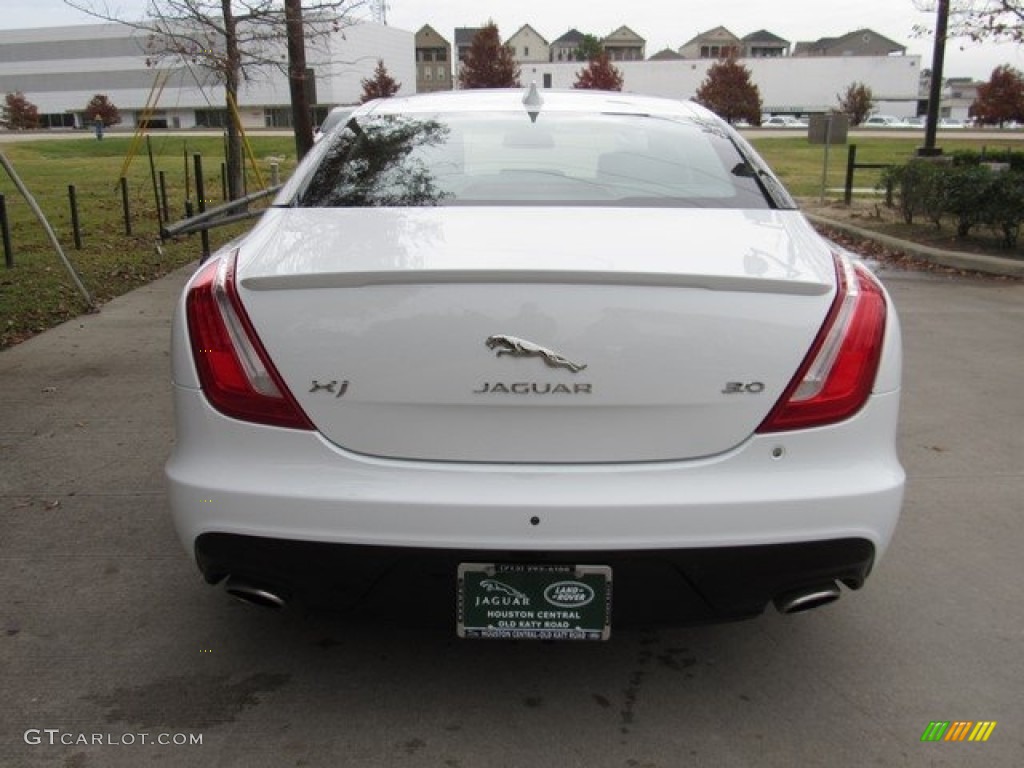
68,185,83,249
0,194,13,268
844,144,857,206
194,153,210,260
120,176,132,235
159,170,170,224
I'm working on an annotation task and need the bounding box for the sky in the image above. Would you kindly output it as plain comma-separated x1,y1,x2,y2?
3,0,1022,81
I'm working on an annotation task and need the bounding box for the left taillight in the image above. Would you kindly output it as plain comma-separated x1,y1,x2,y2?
185,250,314,430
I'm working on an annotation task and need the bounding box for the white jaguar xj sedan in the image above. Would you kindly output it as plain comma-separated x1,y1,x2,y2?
166,88,904,639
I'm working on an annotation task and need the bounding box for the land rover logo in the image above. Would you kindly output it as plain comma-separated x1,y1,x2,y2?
544,581,595,608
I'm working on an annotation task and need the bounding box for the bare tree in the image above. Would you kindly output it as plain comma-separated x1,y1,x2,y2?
914,1,1024,43
64,0,364,199
284,0,313,161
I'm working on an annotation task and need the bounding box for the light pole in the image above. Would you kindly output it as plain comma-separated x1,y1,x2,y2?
920,0,950,156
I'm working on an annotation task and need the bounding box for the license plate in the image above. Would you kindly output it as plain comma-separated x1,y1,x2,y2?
457,563,612,641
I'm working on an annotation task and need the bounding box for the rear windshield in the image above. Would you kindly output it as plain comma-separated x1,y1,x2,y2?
290,111,784,209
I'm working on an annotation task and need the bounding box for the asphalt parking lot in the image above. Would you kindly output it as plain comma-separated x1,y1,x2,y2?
2,261,1022,767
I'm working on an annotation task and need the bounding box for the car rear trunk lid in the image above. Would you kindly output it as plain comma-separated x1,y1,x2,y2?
235,207,836,463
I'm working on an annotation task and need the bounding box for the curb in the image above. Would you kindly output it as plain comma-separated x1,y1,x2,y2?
804,212,1024,278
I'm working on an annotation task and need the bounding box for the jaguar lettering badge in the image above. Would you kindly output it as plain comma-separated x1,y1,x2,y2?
473,382,592,395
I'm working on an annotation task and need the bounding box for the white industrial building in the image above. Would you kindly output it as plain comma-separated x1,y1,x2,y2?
0,21,415,130
519,54,923,117
0,19,922,130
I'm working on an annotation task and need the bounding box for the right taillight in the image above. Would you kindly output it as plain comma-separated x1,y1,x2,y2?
185,251,313,430
758,255,887,433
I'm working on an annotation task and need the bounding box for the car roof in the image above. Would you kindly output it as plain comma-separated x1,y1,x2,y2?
357,88,718,121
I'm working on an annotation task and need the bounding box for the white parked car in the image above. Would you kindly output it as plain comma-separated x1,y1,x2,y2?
762,115,803,128
863,115,903,128
167,89,904,638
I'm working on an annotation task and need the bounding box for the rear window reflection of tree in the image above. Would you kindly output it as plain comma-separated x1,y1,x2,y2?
300,116,452,207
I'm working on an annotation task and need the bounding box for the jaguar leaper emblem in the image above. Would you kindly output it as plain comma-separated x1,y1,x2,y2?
485,335,587,373
479,579,530,601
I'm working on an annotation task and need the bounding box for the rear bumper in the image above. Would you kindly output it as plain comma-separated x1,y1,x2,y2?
167,385,903,624
168,387,903,550
196,533,875,624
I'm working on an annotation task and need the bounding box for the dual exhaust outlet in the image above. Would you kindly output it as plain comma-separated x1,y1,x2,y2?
773,582,842,615
223,575,843,616
224,576,287,610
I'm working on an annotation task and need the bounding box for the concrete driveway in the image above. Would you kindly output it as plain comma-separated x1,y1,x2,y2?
2,263,1022,767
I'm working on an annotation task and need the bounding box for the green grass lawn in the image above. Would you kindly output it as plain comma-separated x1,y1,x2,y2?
2,131,1022,348
0,134,297,347
749,135,1024,198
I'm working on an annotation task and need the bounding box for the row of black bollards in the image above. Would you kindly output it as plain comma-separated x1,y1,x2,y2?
64,161,215,250
3,186,95,267
57,176,137,249
1,150,235,268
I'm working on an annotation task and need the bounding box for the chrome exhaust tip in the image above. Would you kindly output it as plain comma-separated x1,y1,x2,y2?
224,577,287,610
774,583,841,615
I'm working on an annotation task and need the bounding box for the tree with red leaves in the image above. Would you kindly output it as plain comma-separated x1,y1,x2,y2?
1,92,40,130
836,82,875,126
573,52,624,91
970,65,1024,126
694,54,762,126
360,60,401,103
84,94,122,127
458,22,520,89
